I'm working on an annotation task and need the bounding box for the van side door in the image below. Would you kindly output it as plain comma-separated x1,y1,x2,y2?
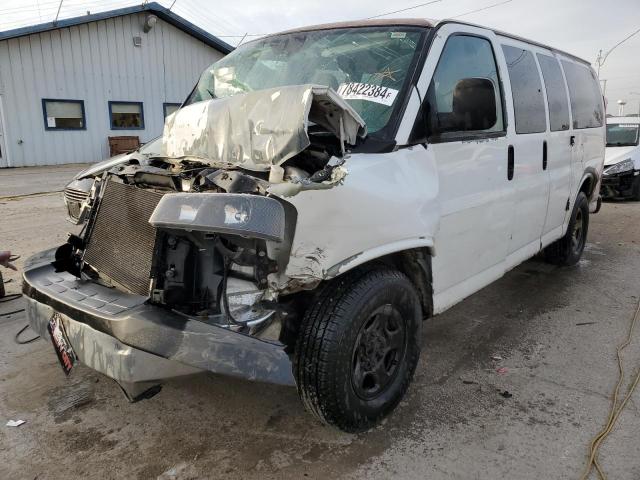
536,52,573,245
499,41,551,268
407,24,512,312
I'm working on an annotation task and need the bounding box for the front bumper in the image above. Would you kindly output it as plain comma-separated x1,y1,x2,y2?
23,249,295,399
600,171,639,198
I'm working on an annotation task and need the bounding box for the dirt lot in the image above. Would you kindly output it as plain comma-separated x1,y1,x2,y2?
1,167,639,479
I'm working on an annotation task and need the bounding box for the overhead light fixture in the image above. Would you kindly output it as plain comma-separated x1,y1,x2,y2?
143,14,158,33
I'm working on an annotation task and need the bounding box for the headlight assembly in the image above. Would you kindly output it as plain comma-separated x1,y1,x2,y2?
604,158,634,176
149,193,286,242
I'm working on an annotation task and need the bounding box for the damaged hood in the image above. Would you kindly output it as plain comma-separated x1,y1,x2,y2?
161,84,367,171
604,145,636,166
75,137,163,180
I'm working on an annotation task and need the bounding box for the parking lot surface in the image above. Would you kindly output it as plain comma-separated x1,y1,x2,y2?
1,166,639,479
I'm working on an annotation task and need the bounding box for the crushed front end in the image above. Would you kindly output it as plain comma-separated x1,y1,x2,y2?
600,163,640,199
23,84,365,400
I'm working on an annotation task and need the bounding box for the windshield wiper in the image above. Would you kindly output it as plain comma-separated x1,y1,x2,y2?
206,88,216,99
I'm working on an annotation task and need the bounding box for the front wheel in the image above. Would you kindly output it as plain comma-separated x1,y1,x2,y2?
294,267,422,433
544,191,589,266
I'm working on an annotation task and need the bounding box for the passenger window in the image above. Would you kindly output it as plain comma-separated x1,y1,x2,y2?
537,54,570,131
426,35,504,138
561,61,604,129
502,45,547,134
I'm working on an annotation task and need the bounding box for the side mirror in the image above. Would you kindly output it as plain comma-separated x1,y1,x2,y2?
452,77,497,131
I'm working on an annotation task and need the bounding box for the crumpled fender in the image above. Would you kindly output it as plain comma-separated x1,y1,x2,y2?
274,146,440,285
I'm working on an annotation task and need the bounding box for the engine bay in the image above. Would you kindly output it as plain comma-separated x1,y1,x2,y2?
54,123,356,341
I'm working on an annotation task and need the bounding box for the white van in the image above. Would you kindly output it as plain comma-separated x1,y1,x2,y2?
601,116,640,199
25,19,605,432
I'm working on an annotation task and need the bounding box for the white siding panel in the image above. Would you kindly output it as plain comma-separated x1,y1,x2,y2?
0,13,225,167
7,38,28,166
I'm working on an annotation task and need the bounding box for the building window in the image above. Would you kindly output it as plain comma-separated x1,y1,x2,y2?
163,103,181,118
42,99,86,130
109,101,144,130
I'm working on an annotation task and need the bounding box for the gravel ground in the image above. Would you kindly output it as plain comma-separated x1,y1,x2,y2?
1,166,639,479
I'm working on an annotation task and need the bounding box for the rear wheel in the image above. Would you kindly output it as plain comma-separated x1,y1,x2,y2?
294,267,422,433
544,191,589,266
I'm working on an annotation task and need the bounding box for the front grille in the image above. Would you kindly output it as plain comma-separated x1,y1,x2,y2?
64,187,89,203
64,187,89,221
83,179,164,295
65,200,82,221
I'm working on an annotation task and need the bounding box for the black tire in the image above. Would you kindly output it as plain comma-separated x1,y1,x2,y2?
544,191,589,266
632,176,640,201
294,267,422,433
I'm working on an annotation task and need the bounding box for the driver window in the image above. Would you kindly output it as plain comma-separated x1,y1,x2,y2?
427,35,505,138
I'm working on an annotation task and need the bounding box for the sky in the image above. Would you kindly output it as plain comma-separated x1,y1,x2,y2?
1,0,639,115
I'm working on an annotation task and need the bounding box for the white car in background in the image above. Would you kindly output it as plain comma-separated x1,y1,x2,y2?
601,116,640,200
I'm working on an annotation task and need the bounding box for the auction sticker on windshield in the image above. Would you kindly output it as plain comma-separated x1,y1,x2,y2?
337,83,399,106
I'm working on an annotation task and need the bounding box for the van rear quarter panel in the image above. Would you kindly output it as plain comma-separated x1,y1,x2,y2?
556,55,606,209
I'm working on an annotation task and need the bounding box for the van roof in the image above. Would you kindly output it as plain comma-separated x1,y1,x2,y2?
265,18,591,66
607,116,640,124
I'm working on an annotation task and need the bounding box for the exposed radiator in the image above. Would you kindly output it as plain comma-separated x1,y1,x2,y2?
83,179,164,296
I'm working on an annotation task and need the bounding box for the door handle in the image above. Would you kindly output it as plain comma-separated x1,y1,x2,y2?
542,140,548,170
507,145,514,181
570,135,576,146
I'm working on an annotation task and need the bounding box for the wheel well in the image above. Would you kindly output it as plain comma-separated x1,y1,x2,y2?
363,248,434,319
279,248,434,350
579,174,596,199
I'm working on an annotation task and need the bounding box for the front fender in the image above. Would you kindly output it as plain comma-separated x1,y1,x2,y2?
279,146,440,284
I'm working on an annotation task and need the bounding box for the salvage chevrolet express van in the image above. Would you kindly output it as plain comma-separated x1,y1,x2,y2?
25,19,605,432
601,116,640,199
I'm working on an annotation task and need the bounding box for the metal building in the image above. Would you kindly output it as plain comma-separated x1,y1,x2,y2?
0,2,232,168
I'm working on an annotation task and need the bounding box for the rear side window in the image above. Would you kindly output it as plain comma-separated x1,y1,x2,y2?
537,54,570,131
561,61,604,129
502,45,546,134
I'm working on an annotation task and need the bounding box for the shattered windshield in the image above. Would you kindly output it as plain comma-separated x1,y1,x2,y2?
606,123,640,146
185,27,425,134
